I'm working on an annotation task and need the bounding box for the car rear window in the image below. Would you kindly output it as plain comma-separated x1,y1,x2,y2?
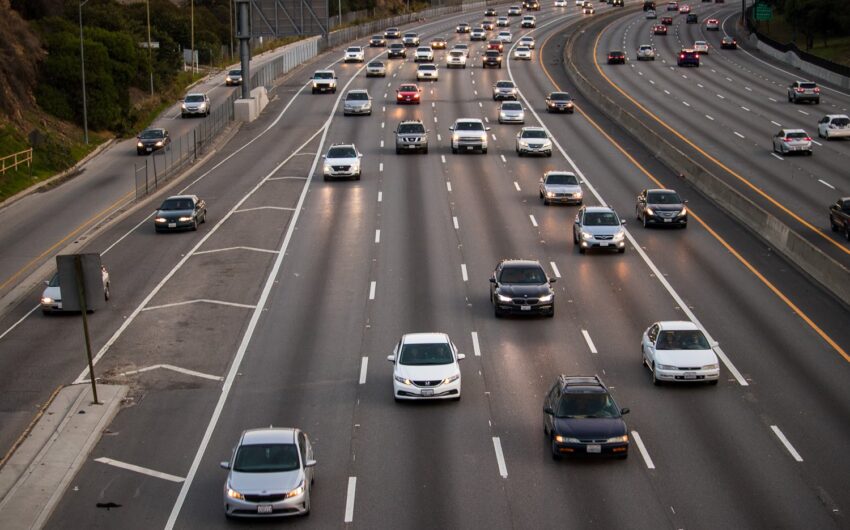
233,443,299,473
399,343,453,365
832,117,850,127
499,266,546,284
786,132,808,139
347,92,368,100
556,392,620,418
800,82,817,89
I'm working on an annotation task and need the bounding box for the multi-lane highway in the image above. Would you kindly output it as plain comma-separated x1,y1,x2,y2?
0,1,848,528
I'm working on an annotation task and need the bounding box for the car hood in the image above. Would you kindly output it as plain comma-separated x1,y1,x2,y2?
454,129,486,138
345,100,370,108
156,208,194,219
139,137,164,145
496,283,551,297
553,417,627,439
647,203,683,212
544,183,581,194
655,349,718,367
396,362,457,381
326,157,358,166
582,225,624,237
228,469,303,494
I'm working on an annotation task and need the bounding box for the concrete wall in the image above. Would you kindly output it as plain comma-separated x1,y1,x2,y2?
747,35,850,90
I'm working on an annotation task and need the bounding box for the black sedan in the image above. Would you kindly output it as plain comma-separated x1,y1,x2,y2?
545,92,575,113
636,188,688,228
607,50,626,64
543,375,630,460
154,195,207,232
489,259,555,317
136,128,171,155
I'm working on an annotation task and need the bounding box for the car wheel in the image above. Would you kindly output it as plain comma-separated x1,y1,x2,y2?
651,363,661,386
546,151,552,157
517,150,523,157
830,218,838,232
547,306,555,318
494,306,503,318
323,175,329,181
396,148,402,154
482,148,487,154
551,437,561,460
815,98,820,105
452,147,458,154
618,247,625,254
579,246,586,254
617,452,628,460
192,219,198,231
104,283,110,301
312,88,317,94
643,215,648,228
708,379,719,386
423,147,428,154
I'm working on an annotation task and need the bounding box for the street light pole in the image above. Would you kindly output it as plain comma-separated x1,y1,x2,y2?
339,0,342,26
146,0,154,96
230,0,234,60
78,0,89,145
191,0,196,74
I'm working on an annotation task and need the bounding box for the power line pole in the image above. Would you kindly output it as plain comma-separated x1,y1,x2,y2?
191,0,196,74
78,0,89,145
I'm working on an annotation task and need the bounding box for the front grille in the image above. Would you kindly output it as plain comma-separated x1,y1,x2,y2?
401,137,422,142
512,298,539,304
244,493,287,503
596,235,613,240
578,439,608,444
332,165,350,171
413,380,441,387
676,366,701,371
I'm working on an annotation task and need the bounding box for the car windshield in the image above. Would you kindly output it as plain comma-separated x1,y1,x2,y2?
522,130,547,139
159,198,194,210
455,121,484,131
647,191,682,204
390,44,403,49
417,47,430,52
368,62,383,67
48,273,60,287
550,93,571,100
347,47,360,52
233,443,300,473
372,35,382,39
547,173,578,185
556,392,620,418
584,211,619,226
328,147,356,158
516,47,530,52
399,343,454,365
656,330,711,350
420,65,436,70
347,92,368,100
228,70,241,76
398,123,425,134
405,33,417,38
314,72,333,79
499,266,546,284
185,95,204,103
139,129,164,139
496,82,514,88
486,51,500,57
786,132,808,139
502,102,522,110
451,51,464,57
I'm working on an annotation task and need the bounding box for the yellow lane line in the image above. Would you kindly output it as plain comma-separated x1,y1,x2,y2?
0,189,135,292
536,26,850,363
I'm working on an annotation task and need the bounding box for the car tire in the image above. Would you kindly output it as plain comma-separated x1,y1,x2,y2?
643,215,648,228
618,247,625,254
396,148,402,154
104,283,110,301
482,148,488,154
708,379,719,386
829,218,838,232
192,219,198,231
547,306,555,318
323,175,329,181
494,306,503,318
651,364,661,386
452,147,458,154
815,98,820,105
617,453,628,460
312,88,317,94
546,151,552,157
423,147,428,154
579,246,586,254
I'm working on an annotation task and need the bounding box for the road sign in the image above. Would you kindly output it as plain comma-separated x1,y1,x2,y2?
754,3,773,21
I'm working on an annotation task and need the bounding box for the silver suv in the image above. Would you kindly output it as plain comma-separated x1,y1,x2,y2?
573,206,627,254
395,120,429,154
787,81,820,104
449,118,490,154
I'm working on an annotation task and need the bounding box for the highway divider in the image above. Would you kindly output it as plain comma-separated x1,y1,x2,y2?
561,8,850,307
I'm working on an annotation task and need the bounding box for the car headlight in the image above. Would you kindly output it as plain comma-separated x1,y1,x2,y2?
137,142,144,148
452,133,460,142
41,297,53,305
702,364,719,370
538,293,553,303
323,164,332,173
500,112,508,119
554,435,580,443
613,231,625,242
155,141,163,147
178,216,193,222
286,482,305,498
312,81,319,87
657,364,677,370
394,375,412,385
543,140,552,149
645,207,655,217
574,191,583,198
581,231,594,240
226,487,245,501
442,373,460,385
181,104,187,110
496,293,512,303
546,191,555,198
155,217,167,223
677,206,688,217
226,76,232,81
606,434,629,443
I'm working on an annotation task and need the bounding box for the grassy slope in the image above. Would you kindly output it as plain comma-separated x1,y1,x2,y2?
753,13,850,68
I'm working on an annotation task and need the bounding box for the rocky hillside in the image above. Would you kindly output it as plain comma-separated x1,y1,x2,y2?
0,0,44,125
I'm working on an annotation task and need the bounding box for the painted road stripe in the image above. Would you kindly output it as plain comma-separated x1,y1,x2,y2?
771,426,803,462
434,116,438,123
379,162,384,172
500,154,507,163
380,140,384,148
631,431,655,469
745,86,752,91
437,133,442,142
369,281,376,300
514,181,521,191
453,216,460,230
381,121,385,129
769,97,777,102
812,139,822,146
441,154,447,163
447,181,452,192
771,153,784,160
359,357,368,384
682,101,690,107
818,179,835,189
529,214,538,227
344,477,357,522
471,331,481,357
95,458,184,483
705,115,714,120
716,94,725,99
492,437,508,478
734,132,745,138
741,106,750,111
375,229,381,243
461,264,468,282
492,133,497,141
550,261,561,278
798,109,809,116
117,364,222,381
378,191,383,202
581,330,598,354
771,120,782,126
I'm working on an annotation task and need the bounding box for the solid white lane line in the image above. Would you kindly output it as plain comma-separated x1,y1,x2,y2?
235,205,296,213
771,120,782,126
461,264,468,282
441,154,447,163
378,191,383,202
500,154,507,163
550,261,561,278
514,181,521,191
194,246,278,256
453,216,460,230
375,229,381,243
344,477,357,522
492,437,508,478
705,115,714,121
771,153,784,160
359,357,368,384
818,179,835,189
369,281,376,300
471,331,481,357
769,97,778,102
663,89,670,95
631,431,655,469
379,162,384,172
770,426,803,462
529,214,538,227
0,305,38,342
95,458,185,483
734,132,745,138
143,299,255,311
811,139,822,146
581,330,598,354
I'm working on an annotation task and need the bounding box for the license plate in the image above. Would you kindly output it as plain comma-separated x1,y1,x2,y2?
521,305,531,311
407,145,417,148
168,223,176,228
600,242,609,247
587,444,601,453
257,505,273,514
146,148,152,152
421,389,434,396
467,146,473,150
683,372,697,380
664,218,672,223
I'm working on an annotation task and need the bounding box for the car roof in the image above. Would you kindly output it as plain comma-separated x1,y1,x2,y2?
241,428,295,445
520,126,546,132
545,170,577,177
647,188,677,194
399,119,425,124
328,143,355,150
315,69,334,74
165,194,197,201
500,259,543,268
782,128,807,134
455,118,484,123
186,92,206,97
401,332,450,344
657,320,699,331
583,205,616,213
557,375,608,393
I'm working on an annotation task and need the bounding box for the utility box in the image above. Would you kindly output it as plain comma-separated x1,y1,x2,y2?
56,253,105,312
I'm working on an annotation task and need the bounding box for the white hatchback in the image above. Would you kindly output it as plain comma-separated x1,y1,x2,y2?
641,321,720,385
388,333,465,401
693,40,709,54
818,114,850,140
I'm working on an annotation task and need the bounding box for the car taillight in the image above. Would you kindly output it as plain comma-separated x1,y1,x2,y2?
680,54,685,58
796,88,805,93
813,88,820,93
695,54,700,58
803,137,812,141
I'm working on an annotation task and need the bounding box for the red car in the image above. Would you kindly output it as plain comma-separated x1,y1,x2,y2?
653,25,668,35
661,16,673,24
396,83,422,104
488,39,504,52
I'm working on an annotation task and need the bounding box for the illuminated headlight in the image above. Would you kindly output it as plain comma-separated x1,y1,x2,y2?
606,434,629,443
496,293,512,303
226,487,245,500
581,231,594,240
500,112,508,120
452,133,460,142
555,435,580,443
178,216,193,222
574,191,583,198
657,364,677,370
155,141,163,147
226,76,232,81
519,140,530,148
137,141,144,148
442,373,460,385
613,231,625,242
645,207,655,216
538,293,553,303
181,104,187,110
546,191,555,198
702,364,719,370
542,140,552,149
677,207,688,217
312,81,319,87
286,482,305,498
155,217,167,223
566,102,574,108
41,297,53,305
394,375,412,385
323,164,332,173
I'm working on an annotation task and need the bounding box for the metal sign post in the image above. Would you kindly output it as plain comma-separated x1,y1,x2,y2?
75,256,99,404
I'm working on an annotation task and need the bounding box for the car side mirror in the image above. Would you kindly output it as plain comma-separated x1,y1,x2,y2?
449,126,455,131
683,199,689,204
620,407,630,415
387,354,396,362
357,154,363,158
44,280,50,286
220,461,230,469
305,459,317,468
458,353,466,360
321,155,326,158
489,277,496,283
621,220,627,225
485,127,491,131
543,406,553,415
710,341,720,348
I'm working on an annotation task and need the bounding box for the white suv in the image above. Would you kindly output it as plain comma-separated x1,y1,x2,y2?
446,50,467,68
343,46,365,62
388,333,465,401
449,118,490,154
322,144,362,180
414,46,434,62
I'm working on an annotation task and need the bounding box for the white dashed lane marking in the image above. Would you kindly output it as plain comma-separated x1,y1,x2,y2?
819,179,835,189
529,214,538,227
771,426,804,462
581,329,597,354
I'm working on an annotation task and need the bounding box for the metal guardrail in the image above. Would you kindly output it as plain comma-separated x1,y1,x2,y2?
0,148,32,176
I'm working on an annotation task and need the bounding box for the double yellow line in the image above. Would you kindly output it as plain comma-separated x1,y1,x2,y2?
535,21,849,363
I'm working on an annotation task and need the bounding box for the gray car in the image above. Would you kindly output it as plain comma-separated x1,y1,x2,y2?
573,205,627,253
221,428,316,518
343,89,372,116
366,61,387,77
515,127,552,157
493,80,518,101
539,171,583,205
396,120,429,154
772,128,813,155
499,101,525,124
225,69,242,86
787,81,820,104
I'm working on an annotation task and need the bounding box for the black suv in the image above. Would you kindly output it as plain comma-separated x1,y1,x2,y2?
543,375,630,460
388,43,406,58
489,260,555,317
635,188,688,228
677,49,700,67
482,50,503,69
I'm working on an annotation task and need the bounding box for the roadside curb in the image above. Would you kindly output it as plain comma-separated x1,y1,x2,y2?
0,384,128,530
561,8,850,307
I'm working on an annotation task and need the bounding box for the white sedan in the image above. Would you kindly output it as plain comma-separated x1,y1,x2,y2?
498,31,512,43
693,40,709,54
343,46,365,62
513,46,532,60
41,266,111,314
388,333,465,401
641,321,720,385
416,63,439,81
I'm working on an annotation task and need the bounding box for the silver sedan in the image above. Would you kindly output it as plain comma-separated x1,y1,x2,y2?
366,61,387,77
539,171,583,205
499,101,525,124
343,89,373,115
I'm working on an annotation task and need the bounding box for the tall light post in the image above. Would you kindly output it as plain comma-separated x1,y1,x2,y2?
78,0,89,145
190,0,196,73
146,0,154,96
339,0,342,26
229,0,235,60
